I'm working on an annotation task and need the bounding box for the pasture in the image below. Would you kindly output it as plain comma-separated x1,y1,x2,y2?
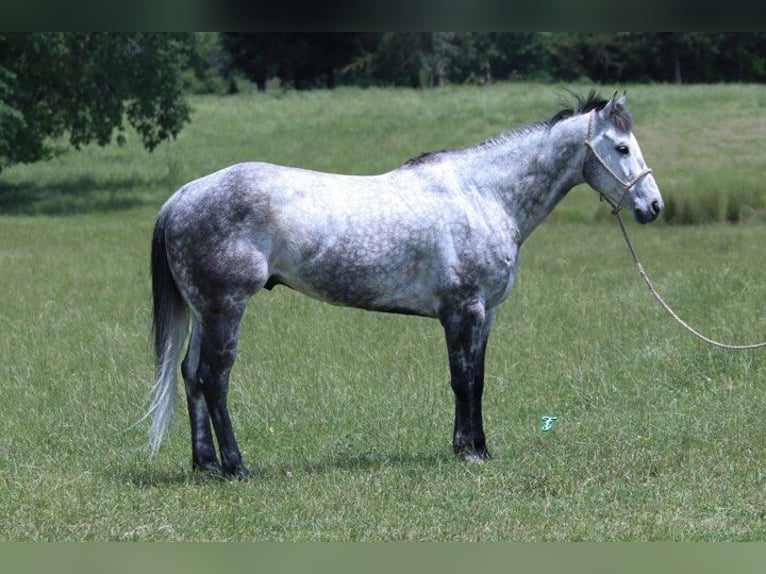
1,83,765,540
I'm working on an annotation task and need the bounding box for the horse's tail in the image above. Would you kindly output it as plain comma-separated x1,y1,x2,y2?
147,209,189,456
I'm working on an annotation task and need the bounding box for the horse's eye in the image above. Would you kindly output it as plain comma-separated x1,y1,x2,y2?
616,144,630,155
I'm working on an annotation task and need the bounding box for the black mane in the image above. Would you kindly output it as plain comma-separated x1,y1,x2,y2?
404,150,447,167
547,89,633,132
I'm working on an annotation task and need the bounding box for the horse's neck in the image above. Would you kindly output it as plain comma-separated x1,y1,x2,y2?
461,114,589,241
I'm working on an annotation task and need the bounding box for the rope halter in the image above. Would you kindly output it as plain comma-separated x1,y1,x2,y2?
584,111,653,214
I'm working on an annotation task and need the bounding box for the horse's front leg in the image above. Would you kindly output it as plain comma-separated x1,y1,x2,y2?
439,301,494,461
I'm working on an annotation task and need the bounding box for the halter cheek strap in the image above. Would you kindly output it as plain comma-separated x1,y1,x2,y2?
584,111,653,214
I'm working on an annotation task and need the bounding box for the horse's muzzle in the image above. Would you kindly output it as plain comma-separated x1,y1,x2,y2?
634,199,662,224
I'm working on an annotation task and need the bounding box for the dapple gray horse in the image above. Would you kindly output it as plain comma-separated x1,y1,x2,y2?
148,91,663,479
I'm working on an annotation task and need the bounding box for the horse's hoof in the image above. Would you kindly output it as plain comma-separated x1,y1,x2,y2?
233,467,250,481
466,451,491,463
193,459,223,476
223,463,250,481
454,445,491,462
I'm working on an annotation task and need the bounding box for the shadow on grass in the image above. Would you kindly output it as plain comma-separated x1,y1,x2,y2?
0,174,161,215
289,449,454,476
123,450,455,487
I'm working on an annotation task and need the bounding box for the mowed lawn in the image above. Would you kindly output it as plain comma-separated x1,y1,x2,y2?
0,83,765,540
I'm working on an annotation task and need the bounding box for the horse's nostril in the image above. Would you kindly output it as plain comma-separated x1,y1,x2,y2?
651,200,661,215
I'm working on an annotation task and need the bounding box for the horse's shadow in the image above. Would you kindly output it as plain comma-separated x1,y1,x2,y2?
124,450,454,487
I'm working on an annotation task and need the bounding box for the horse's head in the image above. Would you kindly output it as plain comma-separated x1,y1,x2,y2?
583,92,663,224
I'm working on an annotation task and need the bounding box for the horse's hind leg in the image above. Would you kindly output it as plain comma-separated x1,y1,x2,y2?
196,310,249,479
181,320,221,475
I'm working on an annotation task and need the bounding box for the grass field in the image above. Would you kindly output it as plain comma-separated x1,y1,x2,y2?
1,83,765,540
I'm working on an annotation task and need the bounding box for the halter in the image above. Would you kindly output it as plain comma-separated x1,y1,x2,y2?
584,111,653,214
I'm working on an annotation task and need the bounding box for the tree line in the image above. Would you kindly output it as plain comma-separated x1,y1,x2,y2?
2,33,765,171
218,33,766,90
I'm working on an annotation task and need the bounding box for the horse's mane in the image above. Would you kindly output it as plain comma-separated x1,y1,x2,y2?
404,150,448,166
404,89,632,167
546,89,633,132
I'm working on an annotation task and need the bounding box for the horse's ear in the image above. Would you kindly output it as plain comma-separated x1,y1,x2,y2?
599,91,626,121
598,93,617,121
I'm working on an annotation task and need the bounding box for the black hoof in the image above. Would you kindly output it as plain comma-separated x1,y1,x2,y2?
222,463,250,481
193,459,224,476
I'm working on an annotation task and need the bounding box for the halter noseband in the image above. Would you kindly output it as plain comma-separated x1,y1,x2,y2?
584,111,653,214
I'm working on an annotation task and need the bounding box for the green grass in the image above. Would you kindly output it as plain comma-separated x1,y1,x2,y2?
1,83,765,540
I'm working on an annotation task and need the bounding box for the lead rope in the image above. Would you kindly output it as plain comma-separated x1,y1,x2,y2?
613,210,766,350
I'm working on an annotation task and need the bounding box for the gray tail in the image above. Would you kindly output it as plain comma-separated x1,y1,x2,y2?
148,210,189,456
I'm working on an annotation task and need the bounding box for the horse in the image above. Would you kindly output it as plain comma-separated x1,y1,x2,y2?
148,90,663,479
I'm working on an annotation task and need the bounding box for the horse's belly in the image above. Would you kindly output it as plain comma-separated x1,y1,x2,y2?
293,269,438,317
268,247,441,317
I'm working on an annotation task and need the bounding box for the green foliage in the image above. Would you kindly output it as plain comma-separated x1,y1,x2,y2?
0,33,192,172
182,33,235,95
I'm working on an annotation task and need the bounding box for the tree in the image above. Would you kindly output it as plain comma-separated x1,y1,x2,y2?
472,33,549,82
0,33,192,172
369,33,466,88
222,33,373,90
221,33,279,91
184,32,235,94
